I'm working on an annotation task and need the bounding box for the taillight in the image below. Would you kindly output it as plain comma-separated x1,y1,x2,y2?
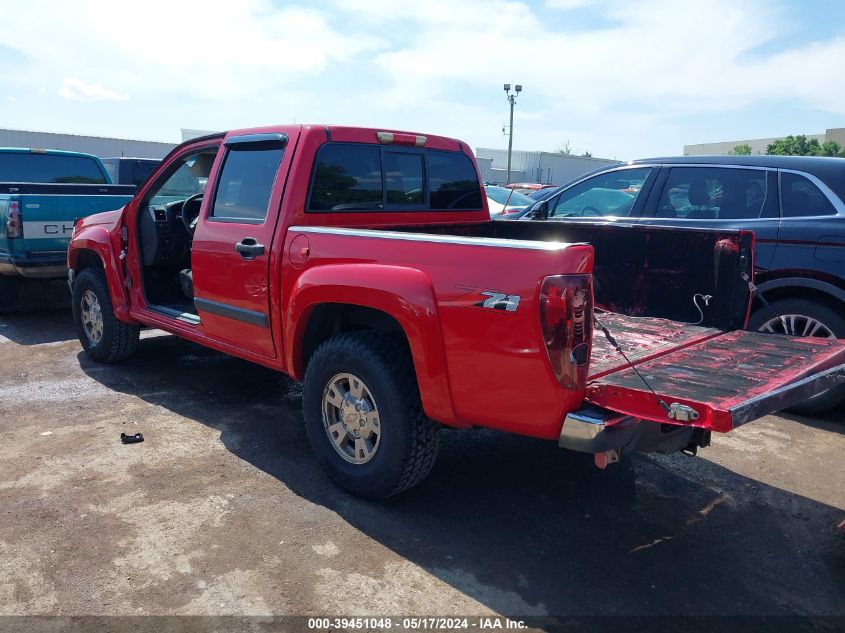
539,274,593,389
5,200,22,238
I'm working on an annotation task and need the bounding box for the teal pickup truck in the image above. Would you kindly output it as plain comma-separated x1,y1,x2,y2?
1,148,136,310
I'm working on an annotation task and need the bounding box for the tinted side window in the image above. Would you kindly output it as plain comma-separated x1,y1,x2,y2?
781,172,836,217
428,151,483,210
131,161,159,188
211,147,284,221
648,167,769,220
551,167,651,218
309,144,383,211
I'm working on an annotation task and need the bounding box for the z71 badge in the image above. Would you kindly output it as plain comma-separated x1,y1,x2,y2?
453,286,521,313
475,291,521,312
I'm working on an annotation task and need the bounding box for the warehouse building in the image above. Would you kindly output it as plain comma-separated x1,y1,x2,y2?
0,128,177,159
684,127,845,156
475,147,618,185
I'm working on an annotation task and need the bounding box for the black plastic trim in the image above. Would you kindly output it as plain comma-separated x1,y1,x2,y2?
224,133,288,150
730,362,845,426
194,297,269,327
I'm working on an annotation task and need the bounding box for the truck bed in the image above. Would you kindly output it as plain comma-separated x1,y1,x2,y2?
588,312,720,379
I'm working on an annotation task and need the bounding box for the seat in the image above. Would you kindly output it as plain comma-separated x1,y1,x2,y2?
179,269,194,300
686,180,716,219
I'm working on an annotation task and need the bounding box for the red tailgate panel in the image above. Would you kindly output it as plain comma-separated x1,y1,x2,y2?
586,330,845,432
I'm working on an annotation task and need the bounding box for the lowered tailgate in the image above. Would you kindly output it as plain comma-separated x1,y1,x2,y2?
585,316,845,432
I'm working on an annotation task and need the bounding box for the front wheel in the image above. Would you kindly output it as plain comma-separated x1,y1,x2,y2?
72,268,140,363
748,298,845,415
302,332,439,499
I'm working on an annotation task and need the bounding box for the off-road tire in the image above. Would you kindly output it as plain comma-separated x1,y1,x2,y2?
748,298,845,415
72,267,140,363
303,331,440,499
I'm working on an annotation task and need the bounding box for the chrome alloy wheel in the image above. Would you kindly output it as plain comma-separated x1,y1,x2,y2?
756,314,836,339
322,372,381,464
80,289,104,344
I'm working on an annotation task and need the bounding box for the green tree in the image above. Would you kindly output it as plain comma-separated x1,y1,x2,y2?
820,141,842,156
766,134,823,156
581,150,592,158
729,144,752,155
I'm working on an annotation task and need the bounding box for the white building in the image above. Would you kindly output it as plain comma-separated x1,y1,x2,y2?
475,148,618,185
0,128,177,159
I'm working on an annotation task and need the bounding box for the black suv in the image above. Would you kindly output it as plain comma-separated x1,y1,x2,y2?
514,155,845,413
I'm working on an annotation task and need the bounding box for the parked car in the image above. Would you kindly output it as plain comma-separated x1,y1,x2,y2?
485,185,534,216
0,148,136,311
528,187,560,200
67,126,845,499
101,157,161,188
518,155,845,413
503,182,555,196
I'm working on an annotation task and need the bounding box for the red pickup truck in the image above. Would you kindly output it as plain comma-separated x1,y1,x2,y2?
67,125,845,499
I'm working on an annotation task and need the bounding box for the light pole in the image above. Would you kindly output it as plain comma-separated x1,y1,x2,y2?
504,83,522,184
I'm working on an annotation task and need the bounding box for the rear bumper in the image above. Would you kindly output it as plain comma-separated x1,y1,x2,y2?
559,406,708,457
0,251,68,279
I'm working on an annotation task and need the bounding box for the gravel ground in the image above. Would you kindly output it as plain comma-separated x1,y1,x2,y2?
0,285,843,626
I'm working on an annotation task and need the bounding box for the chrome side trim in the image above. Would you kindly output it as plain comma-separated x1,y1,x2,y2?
289,225,583,251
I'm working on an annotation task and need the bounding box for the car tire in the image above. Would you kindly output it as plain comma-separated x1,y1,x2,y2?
0,276,20,314
72,267,140,363
748,298,845,415
302,331,439,499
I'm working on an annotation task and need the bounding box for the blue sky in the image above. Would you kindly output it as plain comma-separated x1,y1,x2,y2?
0,0,843,159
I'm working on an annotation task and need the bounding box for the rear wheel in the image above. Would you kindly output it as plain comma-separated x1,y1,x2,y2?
0,276,20,314
302,331,439,499
748,298,845,415
72,268,140,363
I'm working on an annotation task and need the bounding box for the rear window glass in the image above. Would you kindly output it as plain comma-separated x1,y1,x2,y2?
210,146,284,222
307,143,482,212
781,172,837,217
0,153,106,184
384,152,424,205
309,144,382,211
428,151,482,209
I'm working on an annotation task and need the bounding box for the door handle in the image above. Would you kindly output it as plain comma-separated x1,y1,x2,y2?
235,237,265,260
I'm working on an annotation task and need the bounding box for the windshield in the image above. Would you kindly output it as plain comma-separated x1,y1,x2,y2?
148,149,217,206
484,186,534,207
555,188,635,216
0,152,107,184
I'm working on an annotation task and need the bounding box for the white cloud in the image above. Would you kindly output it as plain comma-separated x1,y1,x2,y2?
545,0,598,9
58,77,127,102
0,0,385,101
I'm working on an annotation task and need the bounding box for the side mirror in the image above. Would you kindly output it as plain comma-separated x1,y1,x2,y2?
530,201,549,221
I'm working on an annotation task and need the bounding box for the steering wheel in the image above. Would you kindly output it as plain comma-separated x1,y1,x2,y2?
580,206,601,217
180,193,204,235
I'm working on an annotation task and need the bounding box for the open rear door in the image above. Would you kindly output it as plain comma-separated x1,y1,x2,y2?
586,322,845,432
